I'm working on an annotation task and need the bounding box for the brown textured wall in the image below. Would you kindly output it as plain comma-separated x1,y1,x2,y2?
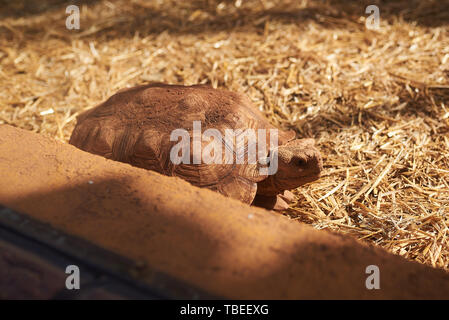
0,124,448,299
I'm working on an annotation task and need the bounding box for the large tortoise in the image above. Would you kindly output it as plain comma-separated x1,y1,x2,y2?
69,83,323,210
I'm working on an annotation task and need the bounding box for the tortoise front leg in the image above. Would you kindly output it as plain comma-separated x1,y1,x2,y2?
252,190,295,211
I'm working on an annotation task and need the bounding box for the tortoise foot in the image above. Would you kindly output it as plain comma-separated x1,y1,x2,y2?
253,191,294,211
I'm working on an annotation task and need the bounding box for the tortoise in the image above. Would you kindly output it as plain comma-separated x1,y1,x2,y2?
69,83,323,210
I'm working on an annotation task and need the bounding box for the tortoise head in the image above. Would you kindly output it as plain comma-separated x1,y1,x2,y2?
271,138,323,191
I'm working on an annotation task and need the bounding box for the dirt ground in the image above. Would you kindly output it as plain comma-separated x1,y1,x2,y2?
0,0,448,270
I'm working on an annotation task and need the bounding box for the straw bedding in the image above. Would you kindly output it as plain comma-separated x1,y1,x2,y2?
1,0,448,270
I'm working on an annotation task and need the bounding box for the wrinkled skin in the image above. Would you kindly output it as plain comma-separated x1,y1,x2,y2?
257,138,323,196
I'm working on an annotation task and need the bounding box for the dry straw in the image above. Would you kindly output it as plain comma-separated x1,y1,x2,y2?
1,0,448,270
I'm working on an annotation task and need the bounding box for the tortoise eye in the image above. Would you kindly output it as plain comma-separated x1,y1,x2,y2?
296,158,306,166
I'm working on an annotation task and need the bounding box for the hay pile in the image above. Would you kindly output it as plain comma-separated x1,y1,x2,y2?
1,0,448,270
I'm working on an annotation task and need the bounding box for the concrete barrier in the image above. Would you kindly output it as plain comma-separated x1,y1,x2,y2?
0,124,448,299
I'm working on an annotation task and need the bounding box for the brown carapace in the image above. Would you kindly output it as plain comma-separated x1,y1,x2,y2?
69,83,323,210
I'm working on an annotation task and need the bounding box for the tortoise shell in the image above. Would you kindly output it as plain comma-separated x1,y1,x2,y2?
69,83,296,204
